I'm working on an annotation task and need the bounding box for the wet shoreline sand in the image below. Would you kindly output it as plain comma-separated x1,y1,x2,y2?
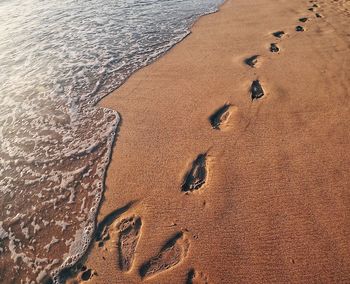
75,0,349,282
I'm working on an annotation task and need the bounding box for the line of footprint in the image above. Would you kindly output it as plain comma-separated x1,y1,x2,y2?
72,1,324,283
246,0,323,101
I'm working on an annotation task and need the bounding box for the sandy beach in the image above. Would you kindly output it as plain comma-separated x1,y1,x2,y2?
70,0,349,282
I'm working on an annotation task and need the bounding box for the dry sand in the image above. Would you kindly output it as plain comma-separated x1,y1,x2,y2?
71,0,350,282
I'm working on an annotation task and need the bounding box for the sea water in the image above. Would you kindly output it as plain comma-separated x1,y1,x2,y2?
0,0,223,282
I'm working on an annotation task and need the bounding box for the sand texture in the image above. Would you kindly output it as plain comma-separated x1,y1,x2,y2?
69,0,350,282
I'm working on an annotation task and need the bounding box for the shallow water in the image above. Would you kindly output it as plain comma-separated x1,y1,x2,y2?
0,0,223,282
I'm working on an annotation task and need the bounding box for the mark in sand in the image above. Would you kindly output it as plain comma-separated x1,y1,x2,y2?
209,103,232,130
296,26,305,32
95,201,135,247
250,80,264,100
182,153,208,192
272,31,285,38
270,43,280,52
56,262,97,283
139,232,190,279
93,203,141,273
80,267,97,281
299,17,308,22
186,268,209,284
244,55,259,68
117,216,142,272
315,13,322,18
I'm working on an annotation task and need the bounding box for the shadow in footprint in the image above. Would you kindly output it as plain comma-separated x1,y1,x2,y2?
209,104,232,130
296,26,305,32
299,17,308,22
182,154,207,192
272,31,285,38
315,13,322,18
139,232,189,279
95,201,135,244
186,268,209,284
251,80,264,100
80,268,97,281
244,55,259,68
117,216,142,272
270,43,279,52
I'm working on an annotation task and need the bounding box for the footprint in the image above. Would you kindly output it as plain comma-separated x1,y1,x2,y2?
95,201,135,247
313,3,319,8
299,17,308,22
315,13,323,18
296,26,305,32
181,154,208,192
209,103,232,130
272,31,285,38
62,263,97,283
308,7,314,11
80,267,97,282
244,55,259,68
93,203,141,274
270,43,280,52
250,80,264,100
186,269,209,284
117,216,142,272
139,232,190,279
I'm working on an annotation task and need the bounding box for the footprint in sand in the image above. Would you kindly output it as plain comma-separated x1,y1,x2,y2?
299,17,308,22
186,269,209,284
209,103,232,130
295,26,305,32
272,31,285,38
95,202,134,247
244,55,259,68
116,216,142,272
182,154,208,192
139,232,190,279
296,25,305,32
270,43,280,53
66,263,98,283
94,203,141,273
315,13,323,18
250,80,265,100
79,266,98,282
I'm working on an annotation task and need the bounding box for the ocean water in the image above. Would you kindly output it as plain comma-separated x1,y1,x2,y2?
0,0,223,282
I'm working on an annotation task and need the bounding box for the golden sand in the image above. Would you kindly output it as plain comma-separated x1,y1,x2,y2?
71,0,350,282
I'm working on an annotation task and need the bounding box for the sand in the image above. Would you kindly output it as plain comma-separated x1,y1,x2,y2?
70,0,350,282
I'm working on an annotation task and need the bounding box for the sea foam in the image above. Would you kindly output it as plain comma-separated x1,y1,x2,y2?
0,0,223,282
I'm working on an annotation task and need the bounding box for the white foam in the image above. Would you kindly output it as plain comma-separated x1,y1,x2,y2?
55,220,70,232
43,237,59,252
0,0,223,282
0,222,8,239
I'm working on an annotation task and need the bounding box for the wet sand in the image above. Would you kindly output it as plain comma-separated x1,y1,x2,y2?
73,0,350,282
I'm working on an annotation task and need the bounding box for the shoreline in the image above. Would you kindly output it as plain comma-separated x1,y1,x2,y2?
77,0,349,282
